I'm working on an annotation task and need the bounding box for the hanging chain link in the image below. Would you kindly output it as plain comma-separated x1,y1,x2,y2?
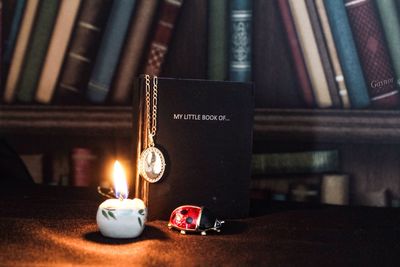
144,75,158,147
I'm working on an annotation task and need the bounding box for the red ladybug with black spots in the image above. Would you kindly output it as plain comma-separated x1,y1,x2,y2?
168,205,224,235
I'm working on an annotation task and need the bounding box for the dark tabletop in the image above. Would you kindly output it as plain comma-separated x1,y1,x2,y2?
0,185,400,266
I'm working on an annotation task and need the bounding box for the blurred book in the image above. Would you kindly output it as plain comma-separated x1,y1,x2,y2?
320,174,350,205
143,0,184,75
71,148,97,187
252,150,339,175
20,154,43,184
250,175,321,203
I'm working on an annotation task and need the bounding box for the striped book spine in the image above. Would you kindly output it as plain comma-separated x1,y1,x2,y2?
315,0,351,108
56,0,112,104
3,0,40,103
324,0,370,108
208,0,228,81
143,0,184,75
87,0,137,103
375,0,400,89
306,0,341,108
288,0,332,108
111,0,158,104
3,0,26,68
16,0,60,103
229,0,252,82
277,0,315,107
345,0,399,108
35,0,82,104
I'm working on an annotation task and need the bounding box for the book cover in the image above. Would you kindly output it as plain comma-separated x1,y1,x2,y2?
345,0,399,108
306,0,341,108
143,0,184,76
35,0,82,104
208,0,228,81
3,0,39,103
252,150,339,175
3,0,26,71
315,0,351,108
277,0,315,108
375,0,400,89
288,0,332,108
87,0,137,103
55,0,112,104
111,0,158,104
132,77,254,220
16,0,60,103
229,0,252,82
324,0,370,108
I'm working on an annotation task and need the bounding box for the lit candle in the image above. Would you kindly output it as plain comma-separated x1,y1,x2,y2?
96,161,147,238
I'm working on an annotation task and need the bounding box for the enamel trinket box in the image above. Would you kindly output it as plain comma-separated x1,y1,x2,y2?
168,205,224,235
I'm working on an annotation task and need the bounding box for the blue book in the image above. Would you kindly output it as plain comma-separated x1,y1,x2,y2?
324,0,370,108
3,0,26,65
87,0,136,103
229,0,252,82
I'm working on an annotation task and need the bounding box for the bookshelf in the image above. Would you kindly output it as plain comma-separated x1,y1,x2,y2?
3,106,400,144
2,0,400,207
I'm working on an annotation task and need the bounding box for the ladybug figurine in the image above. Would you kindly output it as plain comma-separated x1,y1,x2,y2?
168,205,225,235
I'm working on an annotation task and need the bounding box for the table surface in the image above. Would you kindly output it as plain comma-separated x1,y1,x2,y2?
1,185,400,267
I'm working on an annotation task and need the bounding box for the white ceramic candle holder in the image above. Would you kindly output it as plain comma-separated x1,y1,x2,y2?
96,198,147,238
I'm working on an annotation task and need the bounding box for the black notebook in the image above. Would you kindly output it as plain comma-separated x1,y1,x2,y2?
132,77,254,220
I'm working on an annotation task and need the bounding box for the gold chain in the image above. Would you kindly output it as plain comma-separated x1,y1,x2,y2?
144,75,158,147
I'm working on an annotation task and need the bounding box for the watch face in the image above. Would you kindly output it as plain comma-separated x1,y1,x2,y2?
139,146,166,183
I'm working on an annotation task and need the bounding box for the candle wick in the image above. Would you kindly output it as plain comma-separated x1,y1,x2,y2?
119,194,124,201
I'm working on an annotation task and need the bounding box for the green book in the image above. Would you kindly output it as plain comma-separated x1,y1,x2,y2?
16,0,60,103
252,150,339,175
207,0,228,80
376,0,400,87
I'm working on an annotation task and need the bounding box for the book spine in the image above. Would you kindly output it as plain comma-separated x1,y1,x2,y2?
252,150,339,175
208,0,228,81
306,0,341,108
345,0,399,108
3,0,26,66
56,0,112,105
324,0,370,108
143,0,184,75
16,0,60,103
277,0,315,108
375,0,400,89
288,0,332,108
315,0,351,109
111,0,158,104
228,0,252,82
87,0,137,103
35,0,82,104
3,0,39,103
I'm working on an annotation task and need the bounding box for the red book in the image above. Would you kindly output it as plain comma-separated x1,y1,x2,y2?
143,0,184,75
345,0,399,108
277,0,315,108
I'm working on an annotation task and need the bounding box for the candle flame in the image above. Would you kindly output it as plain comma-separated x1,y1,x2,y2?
113,160,128,200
